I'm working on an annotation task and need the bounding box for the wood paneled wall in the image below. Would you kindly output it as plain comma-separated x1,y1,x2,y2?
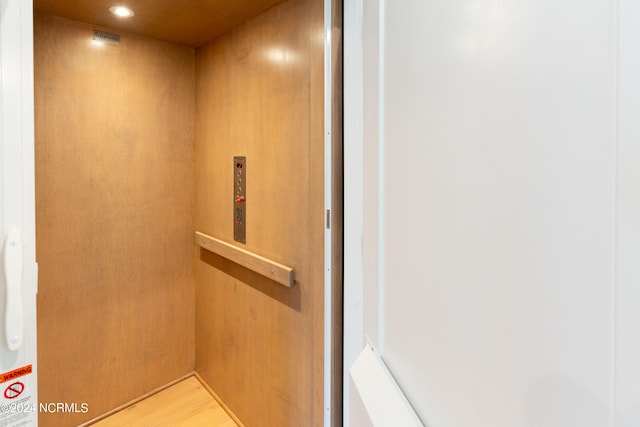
34,14,195,426
194,0,326,424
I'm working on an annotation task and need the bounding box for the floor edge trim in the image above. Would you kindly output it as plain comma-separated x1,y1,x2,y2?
194,372,245,427
79,372,195,426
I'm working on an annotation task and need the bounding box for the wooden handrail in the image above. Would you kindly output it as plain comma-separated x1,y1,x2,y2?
195,231,294,288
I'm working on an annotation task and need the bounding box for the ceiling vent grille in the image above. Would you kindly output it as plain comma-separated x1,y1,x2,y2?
93,30,120,45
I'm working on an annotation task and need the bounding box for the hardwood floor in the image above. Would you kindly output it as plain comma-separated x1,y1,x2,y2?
90,377,237,427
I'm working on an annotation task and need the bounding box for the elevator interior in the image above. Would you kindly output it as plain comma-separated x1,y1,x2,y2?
33,0,342,425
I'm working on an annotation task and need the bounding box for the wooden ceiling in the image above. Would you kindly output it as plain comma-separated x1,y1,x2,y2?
33,0,285,48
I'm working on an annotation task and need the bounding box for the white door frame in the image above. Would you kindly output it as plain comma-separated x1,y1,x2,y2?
0,0,37,424
342,0,368,424
323,0,335,422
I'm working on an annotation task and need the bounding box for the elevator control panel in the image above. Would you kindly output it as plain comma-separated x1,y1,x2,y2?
234,156,246,244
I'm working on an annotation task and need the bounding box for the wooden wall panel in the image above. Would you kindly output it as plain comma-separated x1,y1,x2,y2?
34,14,195,427
194,0,326,424
329,0,344,424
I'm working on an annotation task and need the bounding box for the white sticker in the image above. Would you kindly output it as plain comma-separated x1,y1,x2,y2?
0,366,36,427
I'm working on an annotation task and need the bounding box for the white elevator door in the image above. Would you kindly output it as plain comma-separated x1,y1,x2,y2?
0,0,38,425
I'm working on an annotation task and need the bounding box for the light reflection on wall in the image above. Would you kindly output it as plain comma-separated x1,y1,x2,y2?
264,47,297,64
90,39,106,49
456,0,520,60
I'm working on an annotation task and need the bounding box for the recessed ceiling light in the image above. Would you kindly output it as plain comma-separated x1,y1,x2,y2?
109,6,134,18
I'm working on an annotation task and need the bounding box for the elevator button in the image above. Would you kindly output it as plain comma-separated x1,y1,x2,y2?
234,156,246,244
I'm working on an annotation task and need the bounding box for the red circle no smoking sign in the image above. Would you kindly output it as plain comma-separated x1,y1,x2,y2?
4,382,24,399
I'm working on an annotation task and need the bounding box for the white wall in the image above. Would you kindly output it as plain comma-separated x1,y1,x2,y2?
345,0,640,425
615,0,640,424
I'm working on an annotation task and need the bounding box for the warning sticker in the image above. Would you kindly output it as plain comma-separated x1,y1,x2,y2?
0,367,31,385
0,366,35,427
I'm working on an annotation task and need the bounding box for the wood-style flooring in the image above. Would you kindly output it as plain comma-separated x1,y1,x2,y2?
90,377,237,427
